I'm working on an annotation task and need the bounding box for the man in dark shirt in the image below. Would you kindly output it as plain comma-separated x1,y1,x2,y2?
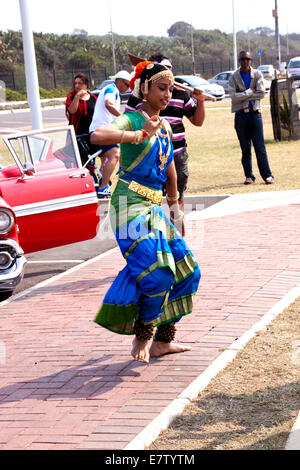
125,53,205,210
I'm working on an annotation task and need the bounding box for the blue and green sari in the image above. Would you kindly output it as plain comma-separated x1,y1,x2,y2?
94,112,200,334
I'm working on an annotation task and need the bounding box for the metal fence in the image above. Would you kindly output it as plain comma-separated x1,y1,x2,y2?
0,67,109,92
0,56,287,91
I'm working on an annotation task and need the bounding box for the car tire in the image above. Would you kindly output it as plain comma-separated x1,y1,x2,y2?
0,291,13,302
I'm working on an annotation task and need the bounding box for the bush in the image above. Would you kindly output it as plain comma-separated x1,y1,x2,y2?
3,86,69,101
5,88,26,101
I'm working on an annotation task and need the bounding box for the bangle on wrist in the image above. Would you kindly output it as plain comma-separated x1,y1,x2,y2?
120,130,125,143
142,129,150,139
133,130,143,144
166,192,180,202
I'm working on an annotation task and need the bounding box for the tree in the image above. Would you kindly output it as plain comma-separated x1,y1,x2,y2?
72,29,88,37
67,49,97,68
167,22,193,38
249,26,274,37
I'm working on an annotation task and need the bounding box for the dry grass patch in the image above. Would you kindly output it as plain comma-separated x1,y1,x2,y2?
148,297,300,450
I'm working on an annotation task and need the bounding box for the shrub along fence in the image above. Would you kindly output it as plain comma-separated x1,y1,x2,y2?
0,56,283,92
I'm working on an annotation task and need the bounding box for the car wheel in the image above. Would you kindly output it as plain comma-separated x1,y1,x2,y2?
0,291,13,302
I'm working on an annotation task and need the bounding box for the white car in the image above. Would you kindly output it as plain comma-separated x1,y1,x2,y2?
208,71,235,93
257,65,277,80
174,75,225,100
209,70,271,94
287,57,300,87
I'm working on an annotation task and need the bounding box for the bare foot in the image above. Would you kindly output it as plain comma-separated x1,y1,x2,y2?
149,341,191,358
131,337,150,363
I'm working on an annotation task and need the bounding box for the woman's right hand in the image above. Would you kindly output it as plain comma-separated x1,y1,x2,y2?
76,89,88,99
142,116,163,138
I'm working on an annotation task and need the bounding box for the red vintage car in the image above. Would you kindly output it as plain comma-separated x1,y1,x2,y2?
0,126,100,301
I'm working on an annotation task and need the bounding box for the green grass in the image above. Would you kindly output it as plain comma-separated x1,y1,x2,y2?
185,92,300,195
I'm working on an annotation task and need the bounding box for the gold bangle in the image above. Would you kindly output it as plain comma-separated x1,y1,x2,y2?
120,130,125,143
133,130,143,144
166,192,179,202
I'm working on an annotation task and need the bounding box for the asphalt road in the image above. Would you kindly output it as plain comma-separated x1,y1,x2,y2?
0,103,127,129
14,200,117,296
0,106,67,129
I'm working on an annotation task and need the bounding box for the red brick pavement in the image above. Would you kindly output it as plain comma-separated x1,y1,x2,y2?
0,203,299,450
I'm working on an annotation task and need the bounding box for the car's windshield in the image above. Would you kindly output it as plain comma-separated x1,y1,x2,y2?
258,66,271,70
2,128,80,173
288,60,300,68
177,76,209,87
0,135,17,171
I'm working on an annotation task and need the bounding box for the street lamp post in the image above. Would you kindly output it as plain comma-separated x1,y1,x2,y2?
108,1,117,76
19,0,43,130
232,0,238,70
273,0,281,73
190,24,195,75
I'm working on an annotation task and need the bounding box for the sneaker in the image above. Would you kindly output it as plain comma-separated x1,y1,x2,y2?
244,177,255,185
265,176,274,184
97,185,111,199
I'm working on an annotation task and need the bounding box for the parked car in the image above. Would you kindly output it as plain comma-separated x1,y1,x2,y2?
174,75,225,100
208,71,235,93
91,79,131,103
287,57,300,87
0,126,100,301
257,65,277,80
208,70,271,93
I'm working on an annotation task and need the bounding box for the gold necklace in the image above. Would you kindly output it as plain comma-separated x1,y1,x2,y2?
140,110,170,171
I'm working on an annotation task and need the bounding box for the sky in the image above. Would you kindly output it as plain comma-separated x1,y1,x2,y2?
0,0,299,37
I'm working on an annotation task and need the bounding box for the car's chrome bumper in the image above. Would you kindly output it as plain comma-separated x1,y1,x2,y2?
0,239,27,292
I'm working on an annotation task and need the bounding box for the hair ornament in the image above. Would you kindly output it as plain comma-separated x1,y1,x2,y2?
129,61,153,92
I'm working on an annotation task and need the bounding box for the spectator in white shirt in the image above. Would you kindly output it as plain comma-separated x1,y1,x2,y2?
90,70,131,198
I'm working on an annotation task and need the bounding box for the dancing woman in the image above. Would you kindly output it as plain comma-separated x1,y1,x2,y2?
91,62,201,363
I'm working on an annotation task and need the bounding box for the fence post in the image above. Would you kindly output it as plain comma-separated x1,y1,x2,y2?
53,69,57,88
88,66,93,87
12,70,16,90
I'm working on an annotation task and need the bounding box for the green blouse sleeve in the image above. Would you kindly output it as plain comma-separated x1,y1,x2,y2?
111,113,133,131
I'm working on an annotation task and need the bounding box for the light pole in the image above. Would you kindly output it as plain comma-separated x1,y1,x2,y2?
273,0,281,73
286,24,289,61
108,0,117,76
190,24,195,75
19,0,43,130
232,0,238,69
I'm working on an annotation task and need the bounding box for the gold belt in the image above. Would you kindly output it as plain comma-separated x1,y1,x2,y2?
127,180,163,205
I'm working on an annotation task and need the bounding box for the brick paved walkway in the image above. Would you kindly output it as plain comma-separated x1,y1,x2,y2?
0,195,299,450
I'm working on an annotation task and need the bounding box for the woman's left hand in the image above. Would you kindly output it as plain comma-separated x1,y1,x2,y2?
142,116,163,138
170,208,185,237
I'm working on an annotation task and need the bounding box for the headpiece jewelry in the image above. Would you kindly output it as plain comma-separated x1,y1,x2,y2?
129,61,174,100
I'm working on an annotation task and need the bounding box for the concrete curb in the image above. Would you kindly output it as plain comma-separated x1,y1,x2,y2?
285,412,300,450
124,283,300,450
0,97,66,112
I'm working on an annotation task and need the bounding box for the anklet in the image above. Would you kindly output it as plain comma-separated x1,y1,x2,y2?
154,323,176,343
133,318,154,341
